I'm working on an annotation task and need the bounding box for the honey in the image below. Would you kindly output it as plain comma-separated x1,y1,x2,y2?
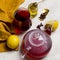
28,0,45,18
28,2,38,18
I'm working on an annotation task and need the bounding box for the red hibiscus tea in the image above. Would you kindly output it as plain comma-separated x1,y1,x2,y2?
21,29,52,60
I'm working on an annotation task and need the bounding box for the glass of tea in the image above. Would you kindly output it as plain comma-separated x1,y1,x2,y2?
21,29,52,60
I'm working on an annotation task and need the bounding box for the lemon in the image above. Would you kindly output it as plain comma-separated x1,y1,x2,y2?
46,20,59,32
7,35,19,49
52,20,58,31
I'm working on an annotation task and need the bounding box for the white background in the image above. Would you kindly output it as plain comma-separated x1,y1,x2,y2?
0,0,60,60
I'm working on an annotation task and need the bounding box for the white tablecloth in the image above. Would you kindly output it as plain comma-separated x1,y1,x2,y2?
0,0,60,60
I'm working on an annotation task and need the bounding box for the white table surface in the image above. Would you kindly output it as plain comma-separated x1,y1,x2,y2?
0,0,60,60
